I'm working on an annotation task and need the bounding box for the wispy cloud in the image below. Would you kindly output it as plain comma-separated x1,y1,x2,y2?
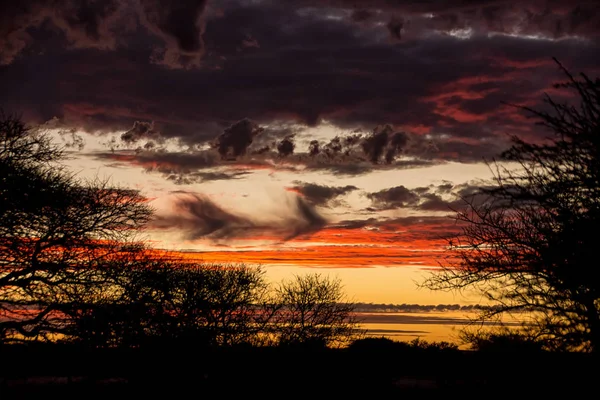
150,191,326,241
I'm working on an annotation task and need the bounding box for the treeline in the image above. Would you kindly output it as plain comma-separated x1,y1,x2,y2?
354,303,503,313
0,113,359,349
61,263,359,349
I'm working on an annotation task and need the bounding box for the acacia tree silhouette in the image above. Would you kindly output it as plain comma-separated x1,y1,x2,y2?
273,274,361,348
69,264,362,349
0,112,152,342
70,262,277,348
422,60,600,352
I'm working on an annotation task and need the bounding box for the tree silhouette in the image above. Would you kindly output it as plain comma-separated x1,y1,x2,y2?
422,60,600,352
67,262,278,348
67,264,363,350
124,262,274,348
0,112,152,342
273,273,361,347
61,255,168,348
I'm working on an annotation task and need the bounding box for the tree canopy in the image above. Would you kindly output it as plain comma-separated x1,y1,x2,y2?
422,61,600,352
0,112,152,341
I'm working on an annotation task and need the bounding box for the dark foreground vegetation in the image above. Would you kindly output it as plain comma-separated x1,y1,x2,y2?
1,338,597,399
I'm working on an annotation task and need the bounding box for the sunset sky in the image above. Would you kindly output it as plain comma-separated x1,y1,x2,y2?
1,0,599,305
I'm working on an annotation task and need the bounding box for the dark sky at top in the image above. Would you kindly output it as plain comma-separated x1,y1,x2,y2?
2,1,598,163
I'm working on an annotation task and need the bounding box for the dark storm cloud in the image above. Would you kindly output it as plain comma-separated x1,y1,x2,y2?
289,182,358,207
366,186,420,209
93,149,219,171
99,129,490,181
0,0,599,172
277,135,296,157
292,0,600,39
5,0,598,68
0,0,209,68
165,171,251,185
93,148,269,183
90,120,445,183
350,9,375,23
0,0,125,65
138,0,209,69
387,16,404,41
150,191,326,240
303,126,437,168
120,121,159,144
365,181,503,212
214,118,264,160
361,125,409,164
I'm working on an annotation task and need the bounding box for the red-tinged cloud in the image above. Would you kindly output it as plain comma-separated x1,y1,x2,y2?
170,245,448,269
300,218,459,247
163,216,462,268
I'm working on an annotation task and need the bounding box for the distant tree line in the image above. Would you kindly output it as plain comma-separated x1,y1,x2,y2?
0,112,360,349
353,303,504,313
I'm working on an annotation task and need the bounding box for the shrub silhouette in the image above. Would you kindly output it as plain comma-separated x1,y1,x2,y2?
348,337,406,352
460,329,546,353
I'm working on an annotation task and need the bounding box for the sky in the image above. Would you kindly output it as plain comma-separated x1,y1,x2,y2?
1,0,599,306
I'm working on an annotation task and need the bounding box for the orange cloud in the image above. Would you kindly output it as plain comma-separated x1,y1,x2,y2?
170,245,447,269
159,219,461,269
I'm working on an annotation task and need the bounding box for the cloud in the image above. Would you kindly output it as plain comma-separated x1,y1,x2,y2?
150,191,326,241
0,0,126,65
361,125,409,164
165,170,251,185
90,122,445,183
387,16,404,41
92,149,258,183
302,126,437,170
172,214,461,267
0,0,598,171
0,0,210,69
215,118,265,160
276,135,296,157
120,121,159,144
289,196,327,240
367,186,420,209
138,0,209,69
350,9,375,23
93,149,219,171
151,192,250,239
288,182,358,207
364,181,501,212
294,0,600,40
